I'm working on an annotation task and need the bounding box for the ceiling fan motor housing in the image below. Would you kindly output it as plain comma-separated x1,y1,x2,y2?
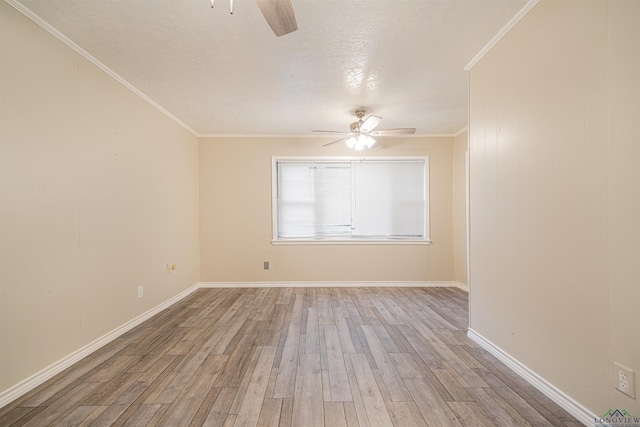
351,110,367,133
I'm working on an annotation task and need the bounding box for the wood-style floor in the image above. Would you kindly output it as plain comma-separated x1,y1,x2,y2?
0,287,581,426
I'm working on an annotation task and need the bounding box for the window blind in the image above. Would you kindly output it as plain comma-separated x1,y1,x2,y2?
275,158,427,242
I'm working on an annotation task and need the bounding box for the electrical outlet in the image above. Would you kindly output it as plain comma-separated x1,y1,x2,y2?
614,362,635,399
137,285,144,299
264,261,270,270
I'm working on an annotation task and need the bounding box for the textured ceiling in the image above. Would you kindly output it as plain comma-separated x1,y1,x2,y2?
10,0,529,136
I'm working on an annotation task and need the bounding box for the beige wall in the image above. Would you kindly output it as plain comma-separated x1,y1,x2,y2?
607,0,640,414
199,136,455,283
452,130,468,285
469,0,639,415
0,2,200,394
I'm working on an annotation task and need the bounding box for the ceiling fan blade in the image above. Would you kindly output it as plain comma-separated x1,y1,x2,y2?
312,130,348,135
256,0,298,37
369,128,416,136
323,138,349,147
360,115,382,133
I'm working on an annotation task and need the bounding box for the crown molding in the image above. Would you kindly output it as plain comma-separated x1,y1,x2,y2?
453,126,469,137
5,0,198,136
464,0,540,71
196,133,458,139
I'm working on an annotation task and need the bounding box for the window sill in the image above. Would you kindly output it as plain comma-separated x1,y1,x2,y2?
271,239,432,246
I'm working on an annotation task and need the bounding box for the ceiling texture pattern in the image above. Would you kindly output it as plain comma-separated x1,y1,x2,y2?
9,0,530,136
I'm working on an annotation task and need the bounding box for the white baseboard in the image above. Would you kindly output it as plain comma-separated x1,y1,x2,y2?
454,281,469,292
467,328,595,426
0,283,201,410
199,280,462,288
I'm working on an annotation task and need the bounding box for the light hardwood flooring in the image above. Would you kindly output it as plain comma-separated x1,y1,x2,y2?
0,287,581,426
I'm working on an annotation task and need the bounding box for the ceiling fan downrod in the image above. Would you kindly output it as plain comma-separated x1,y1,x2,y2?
210,0,234,14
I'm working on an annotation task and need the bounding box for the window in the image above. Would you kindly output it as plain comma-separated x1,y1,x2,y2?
272,157,430,244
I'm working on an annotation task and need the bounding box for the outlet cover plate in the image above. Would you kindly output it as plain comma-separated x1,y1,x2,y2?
614,362,635,399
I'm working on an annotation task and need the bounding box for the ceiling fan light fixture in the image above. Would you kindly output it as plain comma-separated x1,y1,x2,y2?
346,133,377,150
364,134,377,148
357,134,376,149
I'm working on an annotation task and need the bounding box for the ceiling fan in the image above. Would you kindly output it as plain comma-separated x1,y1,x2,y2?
211,0,298,37
313,110,416,150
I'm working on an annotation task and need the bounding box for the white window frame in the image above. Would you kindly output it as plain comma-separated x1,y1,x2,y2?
271,156,431,245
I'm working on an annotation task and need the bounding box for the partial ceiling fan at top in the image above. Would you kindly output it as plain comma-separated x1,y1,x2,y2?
313,110,416,150
210,0,298,37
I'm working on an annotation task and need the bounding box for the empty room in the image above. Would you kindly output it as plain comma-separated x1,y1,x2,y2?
1,0,638,426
